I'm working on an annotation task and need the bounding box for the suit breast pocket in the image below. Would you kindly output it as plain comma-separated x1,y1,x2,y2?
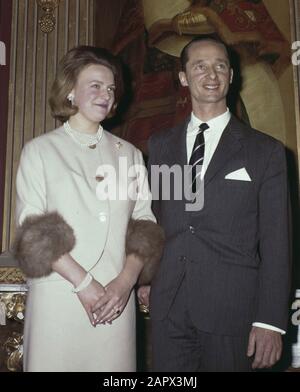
219,179,254,195
209,179,256,216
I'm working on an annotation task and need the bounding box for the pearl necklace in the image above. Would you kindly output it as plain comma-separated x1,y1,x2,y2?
63,121,103,149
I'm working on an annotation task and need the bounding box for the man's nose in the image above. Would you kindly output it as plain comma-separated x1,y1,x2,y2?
207,67,217,79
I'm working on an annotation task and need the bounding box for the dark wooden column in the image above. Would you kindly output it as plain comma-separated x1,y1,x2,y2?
0,0,12,250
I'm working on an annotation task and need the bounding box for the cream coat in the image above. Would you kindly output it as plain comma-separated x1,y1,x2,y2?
16,126,155,372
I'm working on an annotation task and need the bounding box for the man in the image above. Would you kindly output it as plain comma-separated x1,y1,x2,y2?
145,36,291,372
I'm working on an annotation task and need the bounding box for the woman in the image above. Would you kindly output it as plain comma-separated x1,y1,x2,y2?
14,46,163,372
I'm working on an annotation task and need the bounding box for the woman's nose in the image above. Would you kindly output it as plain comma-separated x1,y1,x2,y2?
100,88,111,100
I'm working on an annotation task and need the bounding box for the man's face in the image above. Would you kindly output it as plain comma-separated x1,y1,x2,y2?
179,40,233,110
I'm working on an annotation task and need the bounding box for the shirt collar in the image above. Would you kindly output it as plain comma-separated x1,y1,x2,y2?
188,108,231,134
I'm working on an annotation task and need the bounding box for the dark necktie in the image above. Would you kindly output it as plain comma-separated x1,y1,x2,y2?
189,122,209,194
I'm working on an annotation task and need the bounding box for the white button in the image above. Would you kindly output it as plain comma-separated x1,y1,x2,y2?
98,212,107,222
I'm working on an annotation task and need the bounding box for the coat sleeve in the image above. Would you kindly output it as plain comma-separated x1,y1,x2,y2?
14,140,75,278
126,146,165,285
256,140,291,330
131,148,156,223
16,140,47,225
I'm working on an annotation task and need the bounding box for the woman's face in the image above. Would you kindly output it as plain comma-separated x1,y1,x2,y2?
71,64,116,124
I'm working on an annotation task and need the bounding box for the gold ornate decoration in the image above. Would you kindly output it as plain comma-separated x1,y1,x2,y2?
173,10,215,36
0,293,26,322
37,0,60,34
0,267,26,284
4,332,23,372
0,292,26,371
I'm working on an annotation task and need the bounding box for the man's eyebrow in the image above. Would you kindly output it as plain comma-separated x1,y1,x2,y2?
190,60,205,66
190,58,229,65
215,58,229,63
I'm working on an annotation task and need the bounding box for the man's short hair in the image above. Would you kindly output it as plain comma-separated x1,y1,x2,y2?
180,34,231,71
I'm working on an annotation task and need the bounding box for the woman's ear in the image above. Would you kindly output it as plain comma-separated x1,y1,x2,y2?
106,103,118,119
67,91,75,105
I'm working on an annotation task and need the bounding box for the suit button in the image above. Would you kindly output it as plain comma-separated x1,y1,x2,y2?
98,212,107,222
179,256,187,262
189,225,195,234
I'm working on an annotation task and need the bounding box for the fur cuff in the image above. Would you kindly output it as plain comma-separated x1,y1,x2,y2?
125,219,165,286
12,212,76,278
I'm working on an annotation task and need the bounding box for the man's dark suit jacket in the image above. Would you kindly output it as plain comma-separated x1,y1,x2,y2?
148,115,291,337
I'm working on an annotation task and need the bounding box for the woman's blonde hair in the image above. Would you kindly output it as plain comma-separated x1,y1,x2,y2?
49,46,124,123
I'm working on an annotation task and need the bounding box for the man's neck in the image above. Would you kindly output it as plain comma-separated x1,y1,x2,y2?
192,103,228,122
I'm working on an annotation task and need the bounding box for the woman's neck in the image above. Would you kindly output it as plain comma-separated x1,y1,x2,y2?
68,115,99,134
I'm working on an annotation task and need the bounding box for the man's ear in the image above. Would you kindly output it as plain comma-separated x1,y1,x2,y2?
179,71,188,87
230,68,233,84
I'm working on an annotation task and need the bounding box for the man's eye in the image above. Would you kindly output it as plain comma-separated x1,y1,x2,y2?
195,64,206,71
92,84,100,89
216,64,227,70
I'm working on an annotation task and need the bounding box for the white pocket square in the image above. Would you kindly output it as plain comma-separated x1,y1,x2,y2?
225,168,251,181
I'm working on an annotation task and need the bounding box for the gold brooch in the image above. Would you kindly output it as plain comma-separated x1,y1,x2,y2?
115,141,123,149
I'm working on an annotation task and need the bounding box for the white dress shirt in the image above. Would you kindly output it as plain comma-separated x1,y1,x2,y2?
186,109,285,335
187,109,230,179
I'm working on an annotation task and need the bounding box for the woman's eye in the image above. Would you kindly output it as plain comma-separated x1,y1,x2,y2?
107,87,115,93
92,84,100,89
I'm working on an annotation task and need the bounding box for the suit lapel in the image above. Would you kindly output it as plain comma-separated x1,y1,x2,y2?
204,116,243,188
161,118,190,210
164,118,189,167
